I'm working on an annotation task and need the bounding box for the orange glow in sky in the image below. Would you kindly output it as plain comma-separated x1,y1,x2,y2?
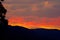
3,0,60,30
8,17,60,30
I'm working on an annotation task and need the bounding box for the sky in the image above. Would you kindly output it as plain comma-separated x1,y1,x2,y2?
3,0,60,30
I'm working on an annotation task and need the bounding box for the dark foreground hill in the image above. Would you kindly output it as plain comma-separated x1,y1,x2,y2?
1,25,60,40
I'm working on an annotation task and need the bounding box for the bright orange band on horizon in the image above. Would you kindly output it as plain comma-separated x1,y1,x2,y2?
8,17,60,30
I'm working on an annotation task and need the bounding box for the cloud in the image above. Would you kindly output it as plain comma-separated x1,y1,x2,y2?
4,0,60,18
3,0,60,29
8,16,60,29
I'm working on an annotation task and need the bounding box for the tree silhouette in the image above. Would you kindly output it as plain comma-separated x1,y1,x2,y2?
0,0,8,30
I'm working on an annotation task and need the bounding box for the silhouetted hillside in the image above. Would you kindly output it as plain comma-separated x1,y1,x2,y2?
1,25,60,40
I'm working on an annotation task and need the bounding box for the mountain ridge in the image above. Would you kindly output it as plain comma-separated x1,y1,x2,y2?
1,25,60,40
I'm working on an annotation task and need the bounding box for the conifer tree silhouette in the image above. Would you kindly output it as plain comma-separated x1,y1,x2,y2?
0,0,8,29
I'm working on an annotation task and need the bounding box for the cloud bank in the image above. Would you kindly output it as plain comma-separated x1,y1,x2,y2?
3,0,60,30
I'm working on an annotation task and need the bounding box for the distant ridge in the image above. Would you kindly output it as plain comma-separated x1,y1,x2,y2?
1,25,60,40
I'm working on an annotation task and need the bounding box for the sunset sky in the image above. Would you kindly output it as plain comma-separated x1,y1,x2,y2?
3,0,60,30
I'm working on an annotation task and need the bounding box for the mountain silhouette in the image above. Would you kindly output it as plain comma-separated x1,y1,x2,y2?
0,0,60,40
1,25,60,40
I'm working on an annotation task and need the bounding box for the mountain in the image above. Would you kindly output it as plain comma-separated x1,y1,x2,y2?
1,25,60,40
